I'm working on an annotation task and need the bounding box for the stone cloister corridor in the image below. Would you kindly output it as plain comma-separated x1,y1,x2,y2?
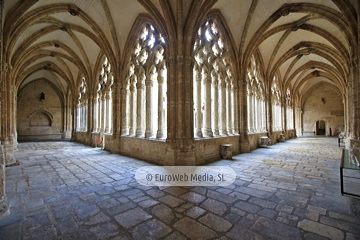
0,137,359,240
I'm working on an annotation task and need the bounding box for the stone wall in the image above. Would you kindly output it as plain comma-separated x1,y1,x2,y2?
194,135,240,164
303,85,344,136
0,146,9,218
17,80,63,140
248,133,268,150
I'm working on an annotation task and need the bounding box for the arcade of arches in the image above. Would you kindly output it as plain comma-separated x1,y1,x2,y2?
0,0,359,225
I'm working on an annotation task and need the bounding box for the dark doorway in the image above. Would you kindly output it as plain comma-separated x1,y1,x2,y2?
316,120,326,135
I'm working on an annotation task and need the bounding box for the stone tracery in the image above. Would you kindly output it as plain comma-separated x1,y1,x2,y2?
247,55,266,133
193,19,238,138
123,23,167,139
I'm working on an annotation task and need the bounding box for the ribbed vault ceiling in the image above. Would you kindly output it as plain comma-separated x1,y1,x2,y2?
3,0,357,107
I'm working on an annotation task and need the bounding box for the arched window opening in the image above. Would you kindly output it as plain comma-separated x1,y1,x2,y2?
193,19,238,138
123,23,167,139
76,77,87,132
247,55,266,133
96,57,113,133
286,89,294,130
271,77,282,131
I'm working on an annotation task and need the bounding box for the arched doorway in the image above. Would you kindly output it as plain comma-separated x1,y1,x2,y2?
316,120,326,135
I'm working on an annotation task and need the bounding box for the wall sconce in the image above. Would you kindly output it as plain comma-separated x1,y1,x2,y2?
40,92,45,101
321,97,325,104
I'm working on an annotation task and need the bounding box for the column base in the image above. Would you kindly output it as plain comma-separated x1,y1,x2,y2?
145,130,154,138
135,129,144,138
4,142,17,166
195,130,203,138
220,129,228,136
156,130,164,139
62,131,72,139
203,128,213,137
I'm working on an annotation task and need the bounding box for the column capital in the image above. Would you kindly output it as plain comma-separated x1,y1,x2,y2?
145,79,153,87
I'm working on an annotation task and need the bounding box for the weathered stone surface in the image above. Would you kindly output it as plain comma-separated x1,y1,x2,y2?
328,211,360,224
185,206,206,219
293,208,319,222
138,199,158,208
151,204,174,223
258,209,277,219
224,213,241,223
298,219,344,239
226,225,265,240
132,219,172,240
2,139,360,239
207,190,237,204
271,192,308,208
251,217,301,240
97,198,120,209
307,205,326,215
199,213,232,232
84,212,111,226
115,208,152,229
164,187,188,196
248,183,277,193
320,216,360,234
179,192,206,204
164,232,188,240
201,198,228,216
106,202,137,216
159,195,185,207
249,197,277,209
89,221,119,239
234,186,273,199
173,217,217,239
234,201,261,214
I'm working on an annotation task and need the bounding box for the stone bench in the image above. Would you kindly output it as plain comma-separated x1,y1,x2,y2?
259,136,270,148
278,134,285,142
221,144,233,159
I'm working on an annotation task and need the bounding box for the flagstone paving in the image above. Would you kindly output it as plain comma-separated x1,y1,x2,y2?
0,137,359,239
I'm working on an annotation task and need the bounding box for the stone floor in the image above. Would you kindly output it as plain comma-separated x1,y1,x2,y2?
0,137,359,240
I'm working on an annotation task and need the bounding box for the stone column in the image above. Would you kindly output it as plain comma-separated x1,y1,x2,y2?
129,78,137,136
101,94,106,132
136,73,145,137
156,70,165,138
220,79,227,135
77,103,80,131
212,71,219,136
121,83,130,135
97,97,102,132
230,84,235,133
227,80,233,134
104,93,110,133
233,83,239,134
87,94,93,133
145,76,154,138
240,80,251,153
194,66,203,138
0,146,9,218
92,96,98,132
255,96,259,132
249,93,253,132
203,70,213,137
85,100,88,132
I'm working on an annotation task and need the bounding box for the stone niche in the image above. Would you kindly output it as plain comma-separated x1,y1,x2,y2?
303,84,344,136
17,80,63,140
